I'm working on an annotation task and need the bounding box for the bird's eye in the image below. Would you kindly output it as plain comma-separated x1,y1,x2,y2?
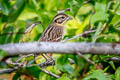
61,16,65,19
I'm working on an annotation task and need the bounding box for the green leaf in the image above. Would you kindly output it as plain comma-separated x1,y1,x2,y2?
13,71,21,80
91,2,109,24
109,61,116,70
109,74,115,80
8,0,25,22
83,70,110,80
26,65,41,78
57,76,70,80
110,14,120,26
69,0,83,16
92,22,102,42
56,55,67,72
64,63,74,74
91,12,109,24
0,49,7,57
0,26,14,44
95,33,119,42
56,55,73,74
0,49,7,60
13,27,25,43
0,0,11,15
115,67,120,80
56,55,68,66
46,75,56,80
95,2,106,12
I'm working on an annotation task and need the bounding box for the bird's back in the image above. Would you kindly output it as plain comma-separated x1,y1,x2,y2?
39,23,64,42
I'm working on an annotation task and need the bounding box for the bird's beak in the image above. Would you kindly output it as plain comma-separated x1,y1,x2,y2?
67,16,73,20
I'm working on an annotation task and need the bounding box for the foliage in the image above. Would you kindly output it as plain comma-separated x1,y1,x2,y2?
0,0,120,80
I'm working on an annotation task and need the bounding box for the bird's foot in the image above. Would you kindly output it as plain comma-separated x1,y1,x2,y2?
45,58,55,66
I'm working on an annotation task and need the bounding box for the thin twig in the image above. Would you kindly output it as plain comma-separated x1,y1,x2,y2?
0,68,17,74
0,66,60,79
0,59,56,74
16,54,34,62
6,58,23,66
57,8,70,14
68,58,75,64
41,69,60,78
83,0,90,3
77,52,95,65
105,57,120,61
25,21,41,33
0,21,41,36
62,30,96,42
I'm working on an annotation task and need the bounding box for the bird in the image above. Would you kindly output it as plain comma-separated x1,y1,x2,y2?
35,13,72,63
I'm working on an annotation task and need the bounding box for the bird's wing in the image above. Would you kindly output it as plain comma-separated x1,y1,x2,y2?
39,24,64,42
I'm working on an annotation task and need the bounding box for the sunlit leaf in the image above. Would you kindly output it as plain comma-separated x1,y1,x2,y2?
69,0,84,16
83,70,110,80
115,67,120,80
91,2,109,24
109,61,116,70
91,12,109,24
57,76,70,80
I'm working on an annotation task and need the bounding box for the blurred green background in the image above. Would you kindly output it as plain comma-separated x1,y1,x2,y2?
0,0,120,80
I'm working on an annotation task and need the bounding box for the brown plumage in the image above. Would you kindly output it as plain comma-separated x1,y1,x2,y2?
39,13,72,42
37,13,72,61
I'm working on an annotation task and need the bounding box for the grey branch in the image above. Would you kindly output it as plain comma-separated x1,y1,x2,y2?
41,69,60,78
0,60,55,74
0,21,41,36
0,42,120,56
62,30,96,42
77,52,95,65
0,68,60,79
57,8,70,14
25,21,41,33
0,68,17,74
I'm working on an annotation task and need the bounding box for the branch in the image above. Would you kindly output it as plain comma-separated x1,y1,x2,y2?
77,52,95,65
0,42,120,56
0,21,41,36
62,30,96,42
41,69,60,78
63,30,96,65
0,59,55,74
24,21,41,33
0,67,60,78
57,8,70,14
0,68,17,74
105,57,120,61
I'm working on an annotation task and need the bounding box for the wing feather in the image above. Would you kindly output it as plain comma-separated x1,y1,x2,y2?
39,24,64,42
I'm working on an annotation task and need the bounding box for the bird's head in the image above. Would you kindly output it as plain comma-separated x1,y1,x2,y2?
52,13,72,25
